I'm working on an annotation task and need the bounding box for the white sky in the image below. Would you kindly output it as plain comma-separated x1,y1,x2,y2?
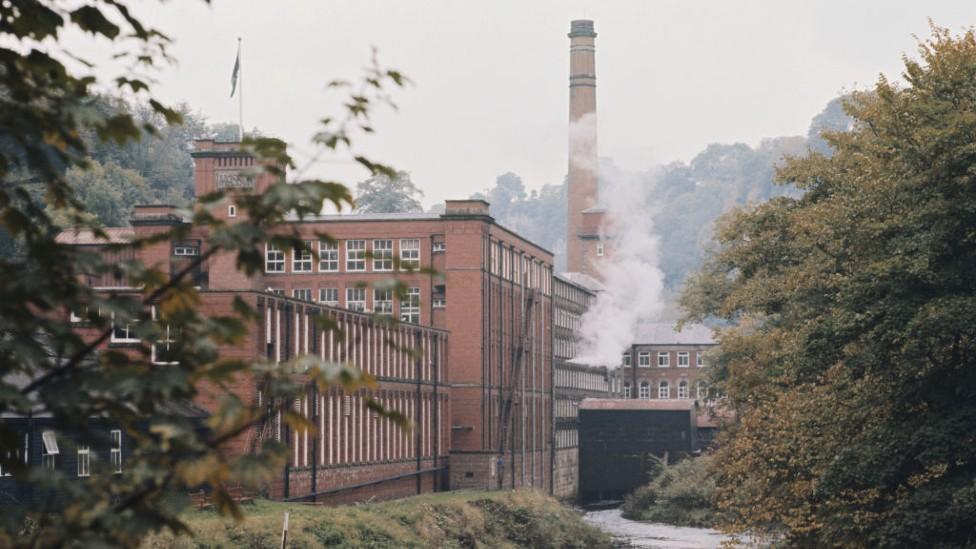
75,1,976,207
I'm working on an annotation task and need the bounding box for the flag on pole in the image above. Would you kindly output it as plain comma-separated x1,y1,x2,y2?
230,42,241,97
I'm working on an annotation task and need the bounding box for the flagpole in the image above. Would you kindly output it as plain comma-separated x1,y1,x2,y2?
238,37,243,141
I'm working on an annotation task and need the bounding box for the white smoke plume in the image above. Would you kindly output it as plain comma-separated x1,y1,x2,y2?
575,164,666,367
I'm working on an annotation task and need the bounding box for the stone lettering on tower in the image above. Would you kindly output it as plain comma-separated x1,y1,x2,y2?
215,170,255,190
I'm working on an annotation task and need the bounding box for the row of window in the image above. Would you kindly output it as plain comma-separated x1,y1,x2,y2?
554,279,593,307
487,239,553,295
109,306,178,365
555,399,580,418
277,286,426,323
555,308,582,331
555,428,579,449
22,430,124,478
266,239,422,274
623,351,705,368
555,337,580,360
285,391,446,468
554,367,607,391
622,380,707,400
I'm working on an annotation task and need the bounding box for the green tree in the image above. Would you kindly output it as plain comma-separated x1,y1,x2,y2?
0,1,408,545
681,25,976,547
354,170,424,213
60,160,154,227
471,173,566,266
807,95,854,155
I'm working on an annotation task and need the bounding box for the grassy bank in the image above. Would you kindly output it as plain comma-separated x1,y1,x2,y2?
143,490,612,548
621,455,719,528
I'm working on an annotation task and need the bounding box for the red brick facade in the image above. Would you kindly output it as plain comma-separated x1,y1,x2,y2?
613,324,717,403
60,141,556,500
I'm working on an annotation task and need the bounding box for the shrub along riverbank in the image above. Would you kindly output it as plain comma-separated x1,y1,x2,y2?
620,455,719,528
142,489,613,548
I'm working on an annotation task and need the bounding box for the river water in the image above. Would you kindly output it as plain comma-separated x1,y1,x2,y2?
583,508,732,548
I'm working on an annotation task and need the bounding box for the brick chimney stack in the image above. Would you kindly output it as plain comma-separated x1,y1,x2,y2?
566,20,603,278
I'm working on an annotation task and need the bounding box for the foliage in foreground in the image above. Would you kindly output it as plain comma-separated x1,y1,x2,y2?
621,455,719,528
681,25,976,547
0,1,410,546
142,490,613,549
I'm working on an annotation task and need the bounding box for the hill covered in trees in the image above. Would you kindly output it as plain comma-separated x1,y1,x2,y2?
474,96,851,287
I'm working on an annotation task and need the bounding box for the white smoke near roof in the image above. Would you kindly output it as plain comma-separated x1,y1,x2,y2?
568,112,598,175
574,162,667,367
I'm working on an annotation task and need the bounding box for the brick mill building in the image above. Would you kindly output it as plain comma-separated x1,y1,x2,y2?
552,274,616,498
57,135,558,500
616,323,716,403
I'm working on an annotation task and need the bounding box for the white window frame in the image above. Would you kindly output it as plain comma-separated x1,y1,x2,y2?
622,353,631,367
697,352,704,368
110,430,123,474
265,244,285,273
658,352,670,368
318,241,339,272
346,287,366,312
292,241,314,273
346,240,366,272
150,305,178,365
697,381,707,400
173,246,199,256
374,288,393,316
110,312,139,344
677,351,690,368
639,381,650,400
228,204,237,218
678,380,689,399
658,380,670,399
372,240,393,271
432,242,446,253
399,239,420,270
623,383,631,399
400,287,420,323
41,431,58,470
596,242,604,257
292,288,312,302
77,445,90,477
318,287,339,306
638,352,650,367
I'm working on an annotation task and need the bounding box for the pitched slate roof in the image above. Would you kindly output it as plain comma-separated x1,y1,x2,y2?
633,322,716,345
55,227,134,245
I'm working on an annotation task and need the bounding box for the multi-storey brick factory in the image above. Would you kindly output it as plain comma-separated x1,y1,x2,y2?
58,129,559,500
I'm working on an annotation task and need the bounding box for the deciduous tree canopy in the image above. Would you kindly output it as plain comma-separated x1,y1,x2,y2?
354,171,424,213
681,25,976,547
0,1,407,545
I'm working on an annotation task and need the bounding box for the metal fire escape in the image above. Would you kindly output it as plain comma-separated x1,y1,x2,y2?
497,288,535,489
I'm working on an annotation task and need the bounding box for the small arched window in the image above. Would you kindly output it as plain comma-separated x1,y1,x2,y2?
696,381,707,400
658,380,670,399
678,380,689,399
639,381,650,400
623,382,631,399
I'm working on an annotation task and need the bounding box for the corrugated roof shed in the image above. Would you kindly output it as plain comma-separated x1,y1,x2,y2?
579,398,695,411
